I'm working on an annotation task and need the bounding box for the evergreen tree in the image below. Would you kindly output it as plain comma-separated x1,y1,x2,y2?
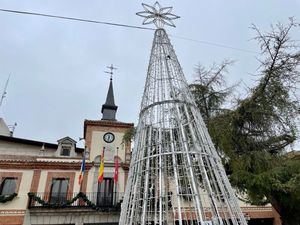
191,18,300,225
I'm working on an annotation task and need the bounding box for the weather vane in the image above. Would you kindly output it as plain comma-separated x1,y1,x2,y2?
104,64,117,80
136,2,180,29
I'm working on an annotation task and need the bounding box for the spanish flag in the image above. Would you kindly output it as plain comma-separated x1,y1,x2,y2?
78,153,85,185
98,147,105,183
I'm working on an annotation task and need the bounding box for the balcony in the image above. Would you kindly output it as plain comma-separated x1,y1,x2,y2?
28,192,123,211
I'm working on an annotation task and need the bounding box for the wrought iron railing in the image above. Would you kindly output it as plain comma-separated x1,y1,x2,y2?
28,192,123,211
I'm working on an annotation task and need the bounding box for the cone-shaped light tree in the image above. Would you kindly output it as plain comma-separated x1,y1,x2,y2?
120,2,247,225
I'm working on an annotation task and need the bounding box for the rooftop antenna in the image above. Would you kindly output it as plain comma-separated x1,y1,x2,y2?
0,75,10,110
104,64,117,80
8,122,17,137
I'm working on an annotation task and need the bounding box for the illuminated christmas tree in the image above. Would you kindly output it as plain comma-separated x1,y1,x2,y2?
120,3,247,225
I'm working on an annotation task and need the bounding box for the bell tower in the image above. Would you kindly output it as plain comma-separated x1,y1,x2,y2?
83,66,134,195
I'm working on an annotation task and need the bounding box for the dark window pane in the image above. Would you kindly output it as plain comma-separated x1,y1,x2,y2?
60,179,69,194
97,178,114,206
61,148,70,156
50,178,69,204
51,179,60,194
0,178,17,195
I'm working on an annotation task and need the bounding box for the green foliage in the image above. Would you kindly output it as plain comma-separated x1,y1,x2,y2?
190,18,300,225
231,158,300,224
28,192,121,211
0,193,17,203
122,127,136,144
189,60,235,124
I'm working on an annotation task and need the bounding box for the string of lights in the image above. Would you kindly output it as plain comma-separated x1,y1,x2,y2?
170,35,258,54
0,8,155,31
0,8,257,54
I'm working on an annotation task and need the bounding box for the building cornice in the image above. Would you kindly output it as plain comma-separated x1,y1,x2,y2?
0,160,93,170
84,119,134,138
0,159,130,170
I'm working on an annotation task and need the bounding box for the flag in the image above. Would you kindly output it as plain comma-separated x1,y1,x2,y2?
78,153,86,185
114,147,119,183
113,156,119,183
98,147,105,183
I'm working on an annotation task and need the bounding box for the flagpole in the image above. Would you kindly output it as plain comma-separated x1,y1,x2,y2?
117,147,119,189
79,149,83,192
79,147,86,191
98,147,105,183
115,147,119,203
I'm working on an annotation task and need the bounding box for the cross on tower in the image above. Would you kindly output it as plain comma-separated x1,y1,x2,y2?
105,64,117,80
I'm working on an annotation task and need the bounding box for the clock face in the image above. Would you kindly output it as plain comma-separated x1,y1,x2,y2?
103,132,115,143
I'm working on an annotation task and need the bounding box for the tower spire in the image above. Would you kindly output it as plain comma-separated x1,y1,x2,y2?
101,65,118,121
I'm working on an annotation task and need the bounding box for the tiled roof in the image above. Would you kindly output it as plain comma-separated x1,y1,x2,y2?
0,135,84,152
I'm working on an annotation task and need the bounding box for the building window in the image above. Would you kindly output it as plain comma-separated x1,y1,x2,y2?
61,147,71,156
97,178,114,206
49,178,69,204
0,177,17,196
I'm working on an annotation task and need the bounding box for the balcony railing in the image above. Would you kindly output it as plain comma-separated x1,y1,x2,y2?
28,192,123,211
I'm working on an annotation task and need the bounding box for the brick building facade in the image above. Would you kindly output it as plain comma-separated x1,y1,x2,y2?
0,78,281,225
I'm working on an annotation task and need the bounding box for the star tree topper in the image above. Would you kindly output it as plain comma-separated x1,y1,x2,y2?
136,2,180,29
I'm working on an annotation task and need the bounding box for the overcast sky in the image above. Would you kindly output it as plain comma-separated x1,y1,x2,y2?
0,0,299,148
